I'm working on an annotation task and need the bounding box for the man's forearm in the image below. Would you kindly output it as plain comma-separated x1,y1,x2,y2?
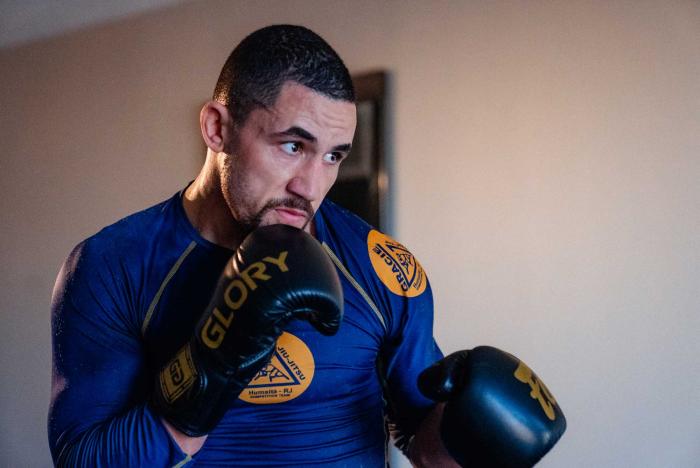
53,404,192,468
409,403,459,468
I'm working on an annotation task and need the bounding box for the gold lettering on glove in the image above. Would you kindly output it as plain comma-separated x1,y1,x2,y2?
202,251,289,349
160,344,197,403
514,360,558,421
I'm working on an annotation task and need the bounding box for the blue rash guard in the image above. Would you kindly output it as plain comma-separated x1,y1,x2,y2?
49,190,442,467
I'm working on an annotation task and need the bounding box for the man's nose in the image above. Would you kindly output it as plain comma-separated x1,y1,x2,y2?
286,158,324,201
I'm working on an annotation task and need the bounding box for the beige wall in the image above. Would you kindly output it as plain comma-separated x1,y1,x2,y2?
1,1,698,466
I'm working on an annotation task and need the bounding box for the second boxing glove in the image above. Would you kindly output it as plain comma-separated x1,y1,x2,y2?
418,346,566,468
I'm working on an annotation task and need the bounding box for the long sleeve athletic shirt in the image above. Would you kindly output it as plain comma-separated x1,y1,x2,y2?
49,190,442,467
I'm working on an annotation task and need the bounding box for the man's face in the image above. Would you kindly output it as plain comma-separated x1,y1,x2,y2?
219,82,356,234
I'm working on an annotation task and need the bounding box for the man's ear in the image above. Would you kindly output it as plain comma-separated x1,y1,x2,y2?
200,101,233,153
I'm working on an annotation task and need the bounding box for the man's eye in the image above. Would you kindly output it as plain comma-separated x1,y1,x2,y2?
281,142,302,155
323,152,343,164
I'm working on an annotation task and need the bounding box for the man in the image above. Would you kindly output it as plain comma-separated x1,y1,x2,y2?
49,25,564,467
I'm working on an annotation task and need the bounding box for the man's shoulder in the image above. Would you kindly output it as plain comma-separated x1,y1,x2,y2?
83,194,179,254
319,199,430,302
54,193,186,322
318,199,374,241
63,193,184,284
319,200,419,257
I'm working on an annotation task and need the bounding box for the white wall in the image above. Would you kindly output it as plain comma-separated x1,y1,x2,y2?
0,0,188,49
1,1,698,466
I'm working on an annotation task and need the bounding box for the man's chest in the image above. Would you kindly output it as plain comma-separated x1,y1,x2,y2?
144,261,388,395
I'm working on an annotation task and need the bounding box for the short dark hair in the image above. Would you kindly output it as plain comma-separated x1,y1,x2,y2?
213,24,355,125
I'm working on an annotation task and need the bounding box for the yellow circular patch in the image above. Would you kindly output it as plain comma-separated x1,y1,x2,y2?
367,230,427,297
238,332,315,404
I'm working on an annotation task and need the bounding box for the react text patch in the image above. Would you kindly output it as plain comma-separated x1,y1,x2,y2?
368,230,427,297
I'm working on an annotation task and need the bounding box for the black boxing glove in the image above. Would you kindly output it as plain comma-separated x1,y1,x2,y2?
418,346,566,468
152,225,343,436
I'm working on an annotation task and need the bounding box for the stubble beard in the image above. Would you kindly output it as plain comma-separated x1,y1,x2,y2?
221,176,315,238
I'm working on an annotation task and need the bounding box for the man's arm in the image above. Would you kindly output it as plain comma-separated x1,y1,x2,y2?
368,232,445,457
50,226,343,466
49,242,195,467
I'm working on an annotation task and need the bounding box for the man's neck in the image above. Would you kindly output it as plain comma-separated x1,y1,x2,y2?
182,167,245,250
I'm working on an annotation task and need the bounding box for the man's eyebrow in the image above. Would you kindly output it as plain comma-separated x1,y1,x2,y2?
332,143,352,153
277,126,352,153
278,126,317,142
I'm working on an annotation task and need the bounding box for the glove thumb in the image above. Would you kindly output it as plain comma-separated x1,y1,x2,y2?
417,350,470,402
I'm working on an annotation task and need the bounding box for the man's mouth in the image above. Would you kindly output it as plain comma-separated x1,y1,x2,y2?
259,198,314,227
273,207,310,225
